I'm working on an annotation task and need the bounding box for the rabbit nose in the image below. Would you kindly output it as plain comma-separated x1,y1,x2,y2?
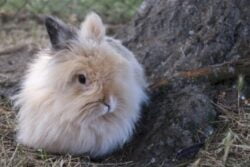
102,96,116,113
103,102,110,112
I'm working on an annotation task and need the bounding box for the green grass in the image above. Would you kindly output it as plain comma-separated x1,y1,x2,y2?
0,0,143,23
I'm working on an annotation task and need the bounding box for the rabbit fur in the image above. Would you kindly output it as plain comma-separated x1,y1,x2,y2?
14,13,147,157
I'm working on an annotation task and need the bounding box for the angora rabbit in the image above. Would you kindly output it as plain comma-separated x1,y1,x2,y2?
14,12,147,157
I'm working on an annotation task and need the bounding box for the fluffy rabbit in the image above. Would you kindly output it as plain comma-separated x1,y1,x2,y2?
14,12,147,157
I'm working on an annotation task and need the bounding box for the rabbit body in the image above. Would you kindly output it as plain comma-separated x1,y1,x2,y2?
15,13,147,157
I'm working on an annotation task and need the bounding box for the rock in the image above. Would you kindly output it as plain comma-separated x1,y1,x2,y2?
113,0,250,165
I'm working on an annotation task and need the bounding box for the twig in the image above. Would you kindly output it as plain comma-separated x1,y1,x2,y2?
177,58,250,82
150,58,250,89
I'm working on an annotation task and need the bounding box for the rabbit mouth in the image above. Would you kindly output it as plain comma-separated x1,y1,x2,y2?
77,100,113,121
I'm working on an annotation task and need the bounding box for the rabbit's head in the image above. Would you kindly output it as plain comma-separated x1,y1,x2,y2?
17,13,147,123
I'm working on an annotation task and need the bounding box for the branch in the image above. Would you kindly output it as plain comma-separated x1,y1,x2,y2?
150,58,250,89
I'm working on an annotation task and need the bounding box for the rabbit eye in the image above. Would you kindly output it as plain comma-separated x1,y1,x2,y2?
78,74,86,84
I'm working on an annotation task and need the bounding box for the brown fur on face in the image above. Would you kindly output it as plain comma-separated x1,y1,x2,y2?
47,41,133,115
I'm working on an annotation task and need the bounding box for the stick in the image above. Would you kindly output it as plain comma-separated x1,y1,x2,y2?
150,58,250,89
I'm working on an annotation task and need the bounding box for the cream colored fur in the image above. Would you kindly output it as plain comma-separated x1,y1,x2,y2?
14,13,147,157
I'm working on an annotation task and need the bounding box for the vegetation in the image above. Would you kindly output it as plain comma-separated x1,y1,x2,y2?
190,80,250,167
0,0,143,23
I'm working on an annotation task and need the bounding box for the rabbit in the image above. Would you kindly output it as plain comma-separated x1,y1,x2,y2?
14,12,148,157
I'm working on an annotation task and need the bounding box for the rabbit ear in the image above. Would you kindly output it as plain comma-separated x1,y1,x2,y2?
79,12,106,42
45,16,76,49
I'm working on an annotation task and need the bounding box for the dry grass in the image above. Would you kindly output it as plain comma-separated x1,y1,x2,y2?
1,84,249,167
0,99,134,167
189,87,250,167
